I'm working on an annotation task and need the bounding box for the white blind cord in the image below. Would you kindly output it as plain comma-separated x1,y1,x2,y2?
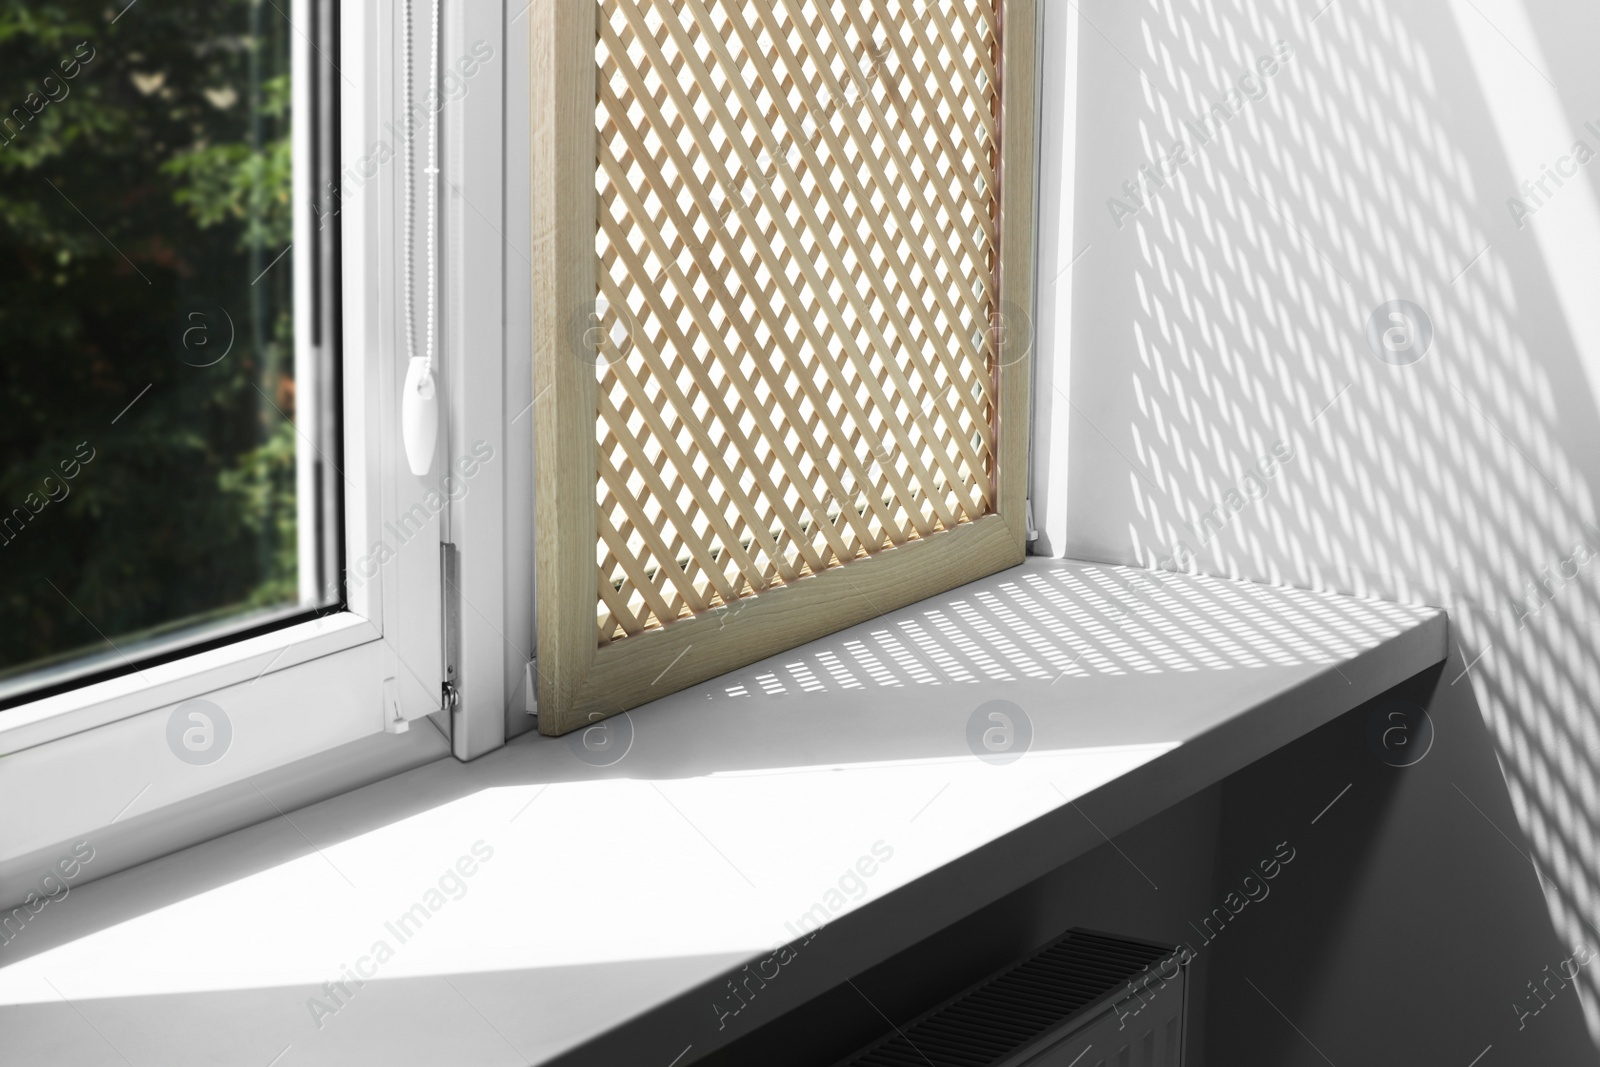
425,0,439,377
399,0,442,476
401,0,415,365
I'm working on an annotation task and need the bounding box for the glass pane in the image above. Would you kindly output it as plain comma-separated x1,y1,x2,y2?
0,0,336,701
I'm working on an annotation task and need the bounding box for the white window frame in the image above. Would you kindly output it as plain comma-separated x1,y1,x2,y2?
440,0,534,758
0,0,523,896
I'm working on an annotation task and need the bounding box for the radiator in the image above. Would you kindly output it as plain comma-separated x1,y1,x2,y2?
836,928,1188,1067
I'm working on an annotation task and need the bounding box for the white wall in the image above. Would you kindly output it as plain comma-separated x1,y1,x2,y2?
1034,0,1600,1041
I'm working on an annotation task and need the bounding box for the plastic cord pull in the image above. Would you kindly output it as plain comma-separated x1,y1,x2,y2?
402,355,437,476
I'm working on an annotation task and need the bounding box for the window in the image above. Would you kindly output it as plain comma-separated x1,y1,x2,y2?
0,0,340,706
530,0,1039,732
0,0,502,894
3,0,1040,887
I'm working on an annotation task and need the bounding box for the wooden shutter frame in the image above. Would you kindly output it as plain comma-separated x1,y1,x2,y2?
532,0,1040,736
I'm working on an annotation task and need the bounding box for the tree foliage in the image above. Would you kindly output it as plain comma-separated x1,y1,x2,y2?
0,0,303,680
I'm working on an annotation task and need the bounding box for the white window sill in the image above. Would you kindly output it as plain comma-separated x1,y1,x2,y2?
0,559,1445,1066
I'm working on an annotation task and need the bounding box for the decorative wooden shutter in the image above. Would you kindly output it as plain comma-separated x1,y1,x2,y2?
531,0,1038,735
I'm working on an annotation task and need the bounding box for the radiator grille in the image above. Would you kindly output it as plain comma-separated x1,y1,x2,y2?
841,929,1180,1067
591,0,1004,643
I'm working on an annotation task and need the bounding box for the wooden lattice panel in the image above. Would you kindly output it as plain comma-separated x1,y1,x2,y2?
533,0,1033,733
590,0,1003,643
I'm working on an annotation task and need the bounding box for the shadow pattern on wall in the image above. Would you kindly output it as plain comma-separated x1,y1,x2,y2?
1059,0,1600,1048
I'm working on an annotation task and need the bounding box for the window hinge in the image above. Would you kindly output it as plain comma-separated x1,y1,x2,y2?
523,658,538,721
441,539,460,685
435,542,461,746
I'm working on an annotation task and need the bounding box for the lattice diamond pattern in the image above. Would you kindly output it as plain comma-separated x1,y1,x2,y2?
592,0,1002,643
